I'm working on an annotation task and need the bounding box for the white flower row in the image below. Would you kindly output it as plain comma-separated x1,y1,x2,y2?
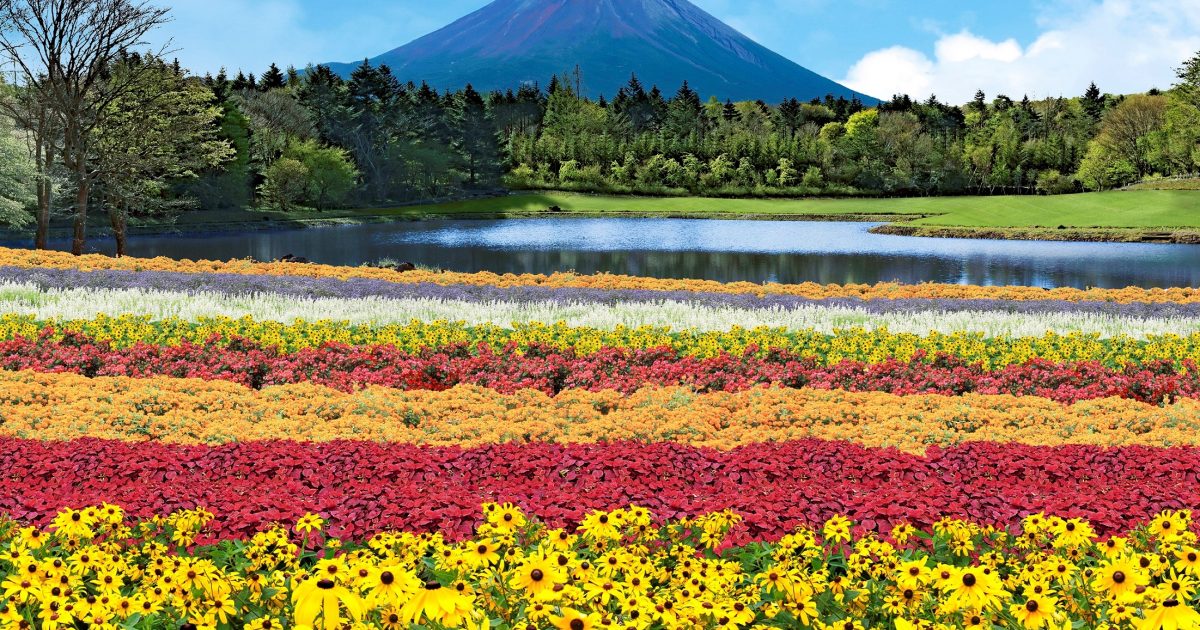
0,281,1197,338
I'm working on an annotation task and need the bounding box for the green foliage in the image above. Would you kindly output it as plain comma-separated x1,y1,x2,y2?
0,119,35,227
258,157,310,212
1076,142,1138,190
283,139,359,210
1035,170,1078,195
92,53,234,231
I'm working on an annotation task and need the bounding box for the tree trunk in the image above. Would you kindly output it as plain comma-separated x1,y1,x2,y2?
35,133,54,249
72,160,88,255
34,115,52,250
108,205,127,257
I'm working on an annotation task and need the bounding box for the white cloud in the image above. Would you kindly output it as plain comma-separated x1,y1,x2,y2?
934,32,1021,63
841,0,1200,103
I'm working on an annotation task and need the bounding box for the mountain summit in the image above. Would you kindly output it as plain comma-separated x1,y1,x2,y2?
325,0,873,103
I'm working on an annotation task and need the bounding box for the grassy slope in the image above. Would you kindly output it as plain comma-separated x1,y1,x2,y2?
388,192,924,217
399,190,1200,229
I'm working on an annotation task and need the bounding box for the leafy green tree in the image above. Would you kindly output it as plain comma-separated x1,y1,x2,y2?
1167,51,1200,171
281,139,358,209
236,89,315,169
0,0,171,253
1177,51,1200,106
1088,94,1168,180
259,157,309,211
92,54,234,255
1077,142,1137,190
0,115,35,226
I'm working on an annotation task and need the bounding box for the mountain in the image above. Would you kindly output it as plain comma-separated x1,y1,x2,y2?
324,0,875,104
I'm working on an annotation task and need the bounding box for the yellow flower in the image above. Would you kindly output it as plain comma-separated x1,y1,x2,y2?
295,513,325,534
1092,557,1149,600
553,608,601,630
824,515,853,544
509,554,563,599
1010,591,1058,629
1139,598,1200,630
292,577,363,630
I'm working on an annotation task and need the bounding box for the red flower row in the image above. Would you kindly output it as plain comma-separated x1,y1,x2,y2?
1,331,1195,404
2,438,1194,542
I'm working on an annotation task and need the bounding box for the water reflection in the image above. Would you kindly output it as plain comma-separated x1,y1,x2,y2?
9,218,1200,289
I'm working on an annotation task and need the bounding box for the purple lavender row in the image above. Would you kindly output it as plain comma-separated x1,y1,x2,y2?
2,265,1197,318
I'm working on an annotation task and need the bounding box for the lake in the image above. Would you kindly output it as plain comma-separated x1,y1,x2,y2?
10,218,1200,289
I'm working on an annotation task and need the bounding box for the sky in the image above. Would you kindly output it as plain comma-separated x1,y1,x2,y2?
153,0,1200,103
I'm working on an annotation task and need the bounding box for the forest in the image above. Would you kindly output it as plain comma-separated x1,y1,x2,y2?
0,0,1197,255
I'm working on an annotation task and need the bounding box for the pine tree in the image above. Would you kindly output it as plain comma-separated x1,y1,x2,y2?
665,81,703,140
455,83,499,186
1082,82,1104,122
778,97,802,134
212,68,231,102
232,71,250,92
722,99,737,123
260,63,285,90
972,90,987,111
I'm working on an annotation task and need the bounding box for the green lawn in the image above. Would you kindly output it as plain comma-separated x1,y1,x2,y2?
398,190,1200,229
390,192,926,217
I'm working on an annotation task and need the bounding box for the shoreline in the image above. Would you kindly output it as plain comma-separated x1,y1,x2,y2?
870,223,1200,244
1,188,1197,245
0,209,928,242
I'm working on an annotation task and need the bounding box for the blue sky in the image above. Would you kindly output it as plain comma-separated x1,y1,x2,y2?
156,0,1199,103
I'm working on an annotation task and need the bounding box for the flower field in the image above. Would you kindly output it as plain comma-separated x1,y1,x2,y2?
5,246,1200,628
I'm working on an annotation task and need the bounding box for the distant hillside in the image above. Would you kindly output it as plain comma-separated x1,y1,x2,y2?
325,0,874,103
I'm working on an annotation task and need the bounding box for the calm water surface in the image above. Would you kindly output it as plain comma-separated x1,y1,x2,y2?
11,218,1200,289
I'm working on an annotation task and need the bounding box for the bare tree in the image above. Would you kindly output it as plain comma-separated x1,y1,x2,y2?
0,0,170,254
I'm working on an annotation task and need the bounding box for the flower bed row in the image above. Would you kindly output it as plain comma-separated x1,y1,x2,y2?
6,245,1199,303
6,370,1200,449
4,502,1198,630
5,332,1199,404
14,264,1200,318
4,438,1197,541
6,314,1200,367
9,503,1200,630
14,279,1197,339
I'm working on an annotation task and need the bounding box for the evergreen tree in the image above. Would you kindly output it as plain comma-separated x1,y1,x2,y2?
665,81,703,140
722,99,737,123
778,97,803,134
455,84,500,186
1083,82,1105,122
211,68,231,102
232,71,250,92
971,90,987,112
260,63,286,91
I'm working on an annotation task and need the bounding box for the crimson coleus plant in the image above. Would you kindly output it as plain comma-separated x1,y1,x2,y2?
1,438,1195,543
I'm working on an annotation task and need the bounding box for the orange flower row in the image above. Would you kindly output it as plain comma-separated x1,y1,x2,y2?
3,246,1196,303
3,369,1200,452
